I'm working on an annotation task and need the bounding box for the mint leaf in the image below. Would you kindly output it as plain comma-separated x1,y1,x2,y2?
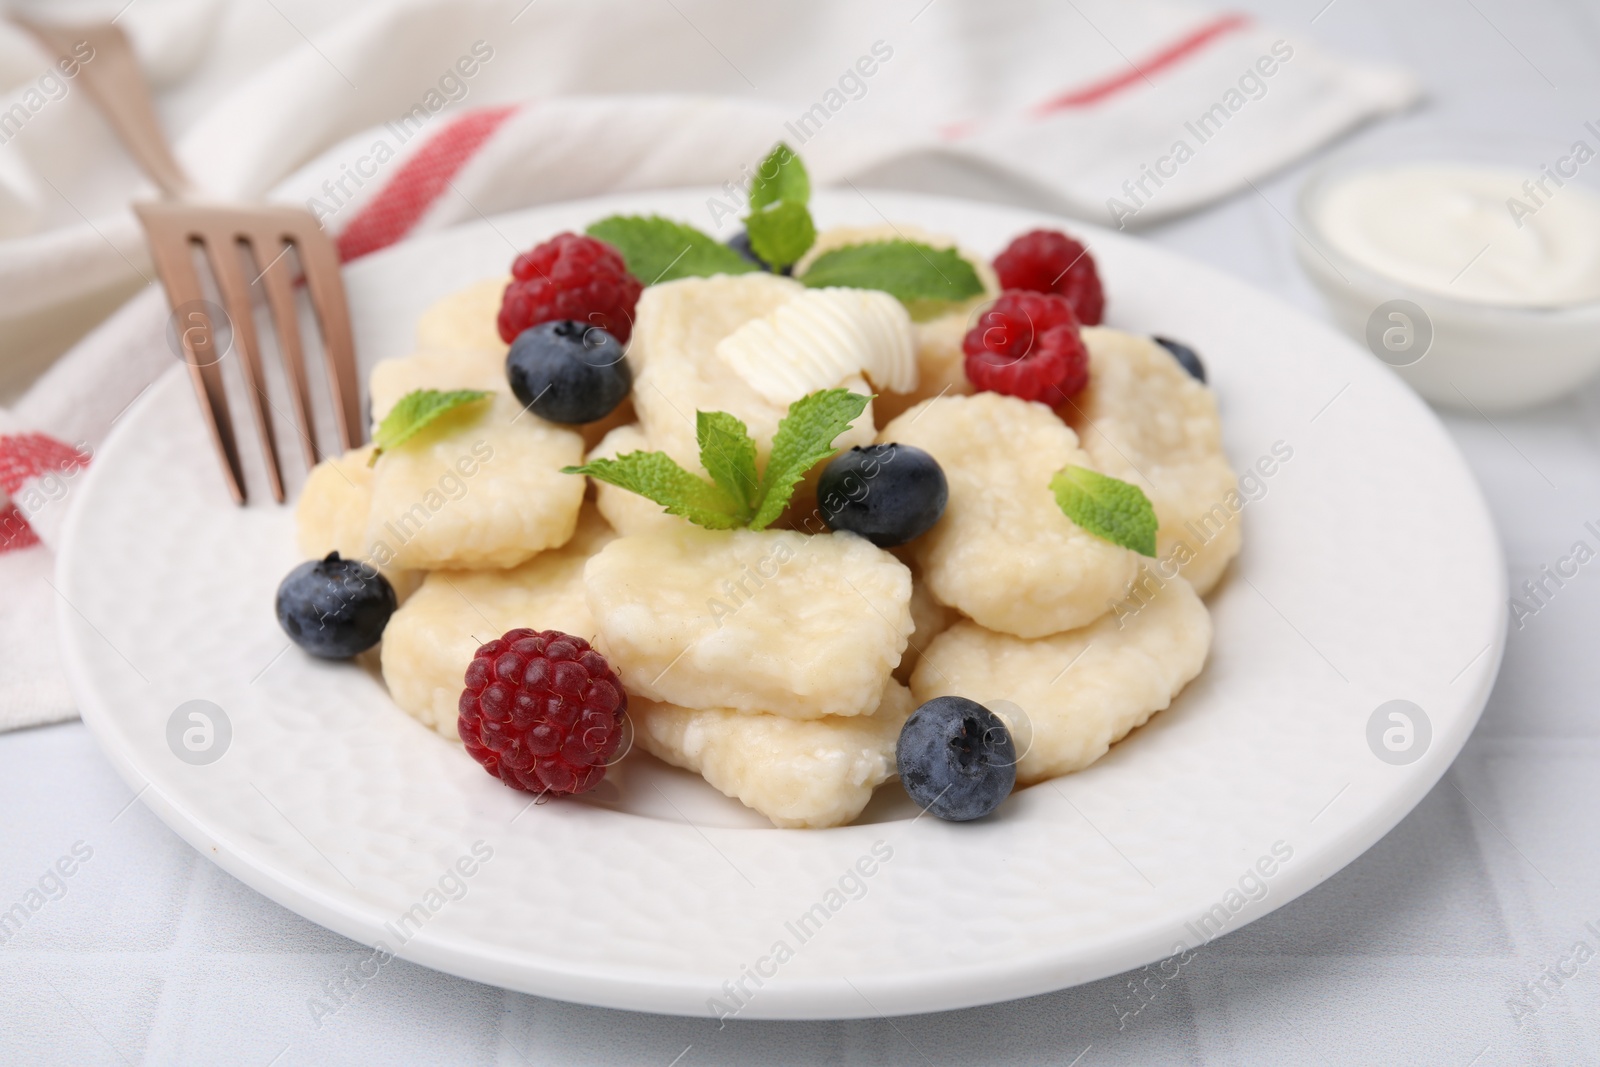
743,144,815,269
750,388,873,530
586,215,757,284
563,451,747,529
799,240,984,305
749,143,809,212
1050,466,1158,557
746,200,817,272
697,411,759,518
565,390,870,532
370,389,492,464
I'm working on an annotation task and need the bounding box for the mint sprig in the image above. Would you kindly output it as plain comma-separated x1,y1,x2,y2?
697,410,760,518
1049,465,1158,557
750,388,872,530
746,200,816,273
744,143,815,271
749,143,810,211
370,389,492,464
563,388,871,532
563,451,750,529
583,146,983,312
586,215,757,283
800,240,984,305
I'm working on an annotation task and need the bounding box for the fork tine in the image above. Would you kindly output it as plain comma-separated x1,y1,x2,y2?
252,231,320,469
133,202,359,504
133,204,248,505
203,229,287,503
291,220,364,449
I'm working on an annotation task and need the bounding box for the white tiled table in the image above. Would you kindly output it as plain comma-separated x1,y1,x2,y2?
6,1,1600,1063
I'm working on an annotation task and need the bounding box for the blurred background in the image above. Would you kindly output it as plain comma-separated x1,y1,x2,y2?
0,0,1428,400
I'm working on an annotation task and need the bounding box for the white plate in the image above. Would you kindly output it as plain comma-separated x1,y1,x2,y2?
56,189,1505,1019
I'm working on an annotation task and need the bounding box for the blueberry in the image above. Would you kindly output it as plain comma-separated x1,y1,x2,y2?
725,230,793,276
276,553,396,658
896,696,1016,821
506,320,632,424
817,444,947,548
1153,336,1206,383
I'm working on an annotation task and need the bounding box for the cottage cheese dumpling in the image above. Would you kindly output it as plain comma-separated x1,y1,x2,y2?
876,311,975,424
296,445,376,561
629,275,877,471
1065,329,1241,595
882,392,1141,638
895,577,954,683
911,573,1211,785
585,424,687,538
585,527,912,718
414,276,510,355
295,445,420,599
369,279,516,424
369,349,507,426
381,507,616,739
629,271,802,373
635,680,914,828
365,393,585,571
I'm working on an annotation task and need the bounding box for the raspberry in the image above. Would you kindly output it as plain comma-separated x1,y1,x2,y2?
497,233,642,345
457,628,628,796
962,291,1089,404
993,229,1105,325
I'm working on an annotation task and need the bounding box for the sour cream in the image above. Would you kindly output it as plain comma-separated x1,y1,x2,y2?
1314,164,1600,308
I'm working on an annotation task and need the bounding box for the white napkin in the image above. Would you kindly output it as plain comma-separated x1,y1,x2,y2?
0,0,1419,730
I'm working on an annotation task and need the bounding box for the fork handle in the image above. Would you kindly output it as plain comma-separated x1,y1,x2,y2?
14,18,194,200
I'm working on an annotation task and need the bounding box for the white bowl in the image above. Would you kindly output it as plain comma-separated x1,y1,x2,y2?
1295,131,1600,412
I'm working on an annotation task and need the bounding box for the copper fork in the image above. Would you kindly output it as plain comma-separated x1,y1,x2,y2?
17,18,363,504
